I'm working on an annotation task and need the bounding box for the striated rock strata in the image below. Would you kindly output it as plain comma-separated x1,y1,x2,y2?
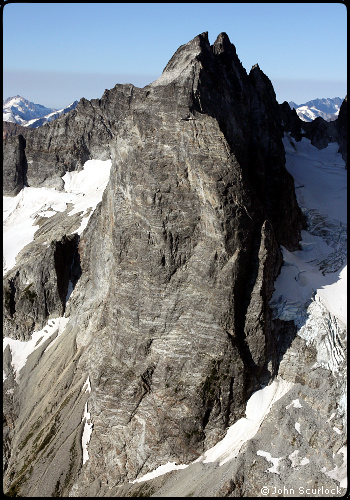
3,32,307,496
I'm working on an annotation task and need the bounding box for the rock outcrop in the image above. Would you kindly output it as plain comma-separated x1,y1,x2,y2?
3,32,314,497
3,233,80,341
336,95,347,166
3,121,29,140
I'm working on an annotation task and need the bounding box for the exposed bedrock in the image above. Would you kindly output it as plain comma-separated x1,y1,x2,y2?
3,233,80,341
3,32,307,495
64,32,305,487
3,133,28,196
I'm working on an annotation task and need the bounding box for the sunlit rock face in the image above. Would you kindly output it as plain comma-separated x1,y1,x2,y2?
3,32,308,496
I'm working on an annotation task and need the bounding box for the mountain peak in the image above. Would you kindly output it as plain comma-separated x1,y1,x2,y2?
3,95,57,125
288,97,344,122
150,31,246,90
212,31,235,55
3,32,346,498
3,96,78,128
150,32,210,87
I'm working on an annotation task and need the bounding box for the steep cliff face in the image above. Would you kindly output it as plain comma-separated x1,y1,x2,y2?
336,95,347,166
3,32,307,496
3,121,29,140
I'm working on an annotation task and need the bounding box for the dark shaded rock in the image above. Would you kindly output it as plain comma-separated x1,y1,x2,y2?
3,133,28,195
280,101,303,141
303,116,338,149
3,233,80,341
280,96,347,167
336,95,347,166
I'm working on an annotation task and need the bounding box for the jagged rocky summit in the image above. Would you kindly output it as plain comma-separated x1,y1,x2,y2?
2,32,345,497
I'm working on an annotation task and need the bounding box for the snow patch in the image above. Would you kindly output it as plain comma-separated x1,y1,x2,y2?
200,377,293,466
286,398,302,409
256,450,282,474
82,401,93,465
3,316,69,382
83,376,91,393
295,422,301,434
131,461,188,484
321,446,347,489
289,450,310,468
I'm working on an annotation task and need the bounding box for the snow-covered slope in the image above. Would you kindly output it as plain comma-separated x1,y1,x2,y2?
3,95,78,128
3,159,112,276
3,95,57,125
25,100,79,128
272,135,346,330
289,97,343,122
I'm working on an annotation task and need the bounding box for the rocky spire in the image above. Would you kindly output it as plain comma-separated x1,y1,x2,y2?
3,32,308,496
151,32,211,87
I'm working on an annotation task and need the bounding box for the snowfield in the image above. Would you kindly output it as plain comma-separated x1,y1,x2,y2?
271,136,347,374
3,159,112,275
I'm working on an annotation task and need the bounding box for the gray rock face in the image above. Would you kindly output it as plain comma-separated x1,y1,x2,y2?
3,133,27,196
3,121,29,140
4,32,309,496
3,233,80,341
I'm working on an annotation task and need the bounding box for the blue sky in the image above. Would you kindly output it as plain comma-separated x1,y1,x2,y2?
3,2,347,109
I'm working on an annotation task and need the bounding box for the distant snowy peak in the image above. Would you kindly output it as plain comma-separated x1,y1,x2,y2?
3,96,78,128
25,100,79,128
289,97,344,122
3,95,57,125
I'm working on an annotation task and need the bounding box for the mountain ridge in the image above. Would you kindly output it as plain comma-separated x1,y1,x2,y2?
288,97,343,122
3,32,347,497
3,95,78,128
3,95,57,125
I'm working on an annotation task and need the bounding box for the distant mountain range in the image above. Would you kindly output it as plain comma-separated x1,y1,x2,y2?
3,95,78,128
288,97,343,122
4,95,344,131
